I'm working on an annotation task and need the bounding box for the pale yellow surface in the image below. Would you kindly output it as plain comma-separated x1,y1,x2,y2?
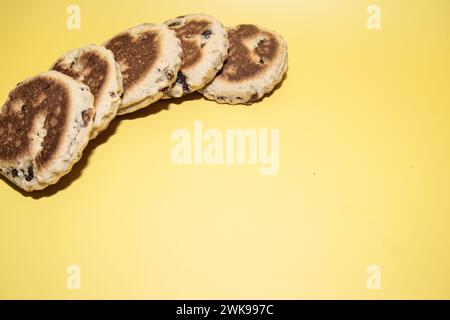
1,0,449,299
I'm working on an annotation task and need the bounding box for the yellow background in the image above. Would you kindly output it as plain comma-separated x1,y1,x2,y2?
1,0,449,299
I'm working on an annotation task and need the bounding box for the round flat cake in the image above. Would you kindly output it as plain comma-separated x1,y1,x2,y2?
104,23,183,115
51,44,123,139
163,14,228,98
201,24,288,105
0,71,95,191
